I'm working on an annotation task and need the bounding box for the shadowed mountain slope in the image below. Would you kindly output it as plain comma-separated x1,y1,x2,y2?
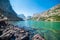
0,0,23,21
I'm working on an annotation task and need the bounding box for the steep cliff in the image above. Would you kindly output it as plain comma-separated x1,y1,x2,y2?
0,0,23,21
32,4,60,21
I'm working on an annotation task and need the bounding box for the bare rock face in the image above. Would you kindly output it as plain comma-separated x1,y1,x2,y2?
32,4,60,21
0,0,23,20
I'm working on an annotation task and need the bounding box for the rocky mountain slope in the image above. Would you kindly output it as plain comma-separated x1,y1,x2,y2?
0,0,23,21
32,4,60,21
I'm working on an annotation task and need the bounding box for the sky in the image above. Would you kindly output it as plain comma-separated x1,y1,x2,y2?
10,0,60,17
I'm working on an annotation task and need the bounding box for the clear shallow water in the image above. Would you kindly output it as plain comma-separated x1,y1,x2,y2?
9,20,60,40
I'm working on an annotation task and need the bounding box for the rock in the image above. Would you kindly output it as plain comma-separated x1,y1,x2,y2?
0,24,29,40
32,34,45,40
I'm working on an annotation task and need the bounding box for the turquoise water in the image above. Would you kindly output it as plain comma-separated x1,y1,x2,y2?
10,20,60,40
12,20,60,30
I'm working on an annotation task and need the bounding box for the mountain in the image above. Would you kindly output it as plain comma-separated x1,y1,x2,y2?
18,14,26,20
27,16,32,20
0,0,23,21
32,4,60,21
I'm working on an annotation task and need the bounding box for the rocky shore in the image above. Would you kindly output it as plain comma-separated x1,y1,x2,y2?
0,20,45,40
0,23,29,40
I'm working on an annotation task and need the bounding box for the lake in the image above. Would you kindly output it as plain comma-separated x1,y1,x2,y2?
9,20,60,40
